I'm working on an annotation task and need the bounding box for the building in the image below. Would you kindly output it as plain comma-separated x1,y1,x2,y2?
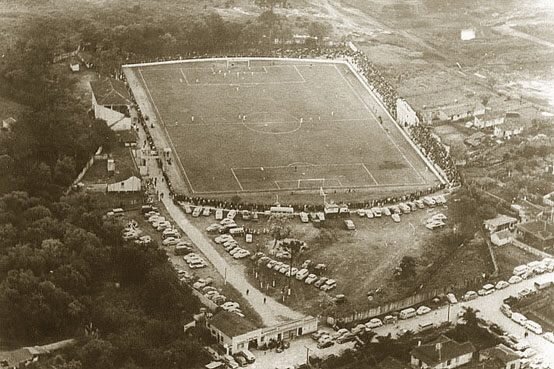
90,78,132,131
410,335,476,369
493,116,523,139
461,29,476,41
516,220,554,251
1,117,16,131
107,175,142,193
479,344,521,369
473,113,505,129
0,348,35,369
206,311,317,355
397,98,419,127
491,229,513,246
484,214,518,233
437,102,485,123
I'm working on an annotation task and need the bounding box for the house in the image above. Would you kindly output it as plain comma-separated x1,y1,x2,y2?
438,102,485,122
1,117,16,131
473,113,505,129
516,220,554,251
206,311,317,355
410,335,476,369
484,214,518,233
491,229,513,246
479,344,521,369
493,116,523,139
107,175,142,193
542,191,554,207
90,78,132,131
0,348,35,369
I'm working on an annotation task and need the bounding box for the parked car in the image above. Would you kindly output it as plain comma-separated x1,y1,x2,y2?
495,280,510,290
162,237,179,246
392,213,401,223
509,275,523,284
446,293,458,304
417,306,431,315
314,277,328,288
365,318,383,329
305,274,318,284
344,219,355,230
295,268,310,280
317,340,334,349
463,291,478,301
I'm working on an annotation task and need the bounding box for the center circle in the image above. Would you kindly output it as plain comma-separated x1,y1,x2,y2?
242,111,301,134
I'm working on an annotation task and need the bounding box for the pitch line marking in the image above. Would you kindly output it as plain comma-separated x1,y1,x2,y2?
333,64,426,184
293,65,307,82
230,168,244,191
179,68,189,85
137,68,196,193
361,163,379,185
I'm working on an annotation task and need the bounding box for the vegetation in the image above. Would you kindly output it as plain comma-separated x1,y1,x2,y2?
0,12,210,369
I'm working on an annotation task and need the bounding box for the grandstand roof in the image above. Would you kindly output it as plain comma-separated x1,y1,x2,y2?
90,78,132,106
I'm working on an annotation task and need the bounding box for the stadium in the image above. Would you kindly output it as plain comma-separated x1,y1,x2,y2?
124,57,445,199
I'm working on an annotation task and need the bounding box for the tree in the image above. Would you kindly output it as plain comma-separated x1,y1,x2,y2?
461,306,479,327
396,256,416,279
269,214,291,248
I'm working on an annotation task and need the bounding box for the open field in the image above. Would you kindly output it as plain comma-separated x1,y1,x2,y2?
187,203,471,316
125,59,439,196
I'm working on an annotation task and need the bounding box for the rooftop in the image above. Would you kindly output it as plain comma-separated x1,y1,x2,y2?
492,229,513,241
90,78,132,106
411,335,476,366
208,311,260,338
517,221,554,241
0,348,34,368
484,214,518,228
481,344,520,364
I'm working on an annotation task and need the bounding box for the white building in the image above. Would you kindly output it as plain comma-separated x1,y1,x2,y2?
90,78,132,131
206,311,317,355
107,176,141,193
410,335,475,369
491,229,513,247
484,214,518,233
397,98,419,127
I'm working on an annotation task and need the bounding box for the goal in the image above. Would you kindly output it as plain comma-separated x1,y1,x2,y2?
226,58,251,70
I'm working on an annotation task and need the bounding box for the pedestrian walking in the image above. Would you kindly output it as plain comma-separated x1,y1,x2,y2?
263,297,267,304
246,289,249,296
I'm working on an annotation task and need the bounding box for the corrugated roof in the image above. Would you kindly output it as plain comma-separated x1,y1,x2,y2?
411,335,476,366
481,344,520,363
208,311,260,338
484,214,517,228
90,78,132,106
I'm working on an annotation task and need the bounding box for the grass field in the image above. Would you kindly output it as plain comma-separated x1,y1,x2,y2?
126,58,439,195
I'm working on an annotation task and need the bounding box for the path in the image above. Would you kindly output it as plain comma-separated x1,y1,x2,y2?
493,23,554,49
126,68,304,326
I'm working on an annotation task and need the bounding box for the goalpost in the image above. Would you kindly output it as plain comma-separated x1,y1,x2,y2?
226,58,251,69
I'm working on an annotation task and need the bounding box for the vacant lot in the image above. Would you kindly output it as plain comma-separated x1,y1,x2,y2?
189,204,456,316
125,58,438,196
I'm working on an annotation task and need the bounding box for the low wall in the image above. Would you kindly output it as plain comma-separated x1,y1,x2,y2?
512,239,551,258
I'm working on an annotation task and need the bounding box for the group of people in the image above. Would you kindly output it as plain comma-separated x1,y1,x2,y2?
409,124,461,184
114,45,458,212
171,184,446,214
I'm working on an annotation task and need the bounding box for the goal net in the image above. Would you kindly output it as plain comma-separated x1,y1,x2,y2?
226,58,251,70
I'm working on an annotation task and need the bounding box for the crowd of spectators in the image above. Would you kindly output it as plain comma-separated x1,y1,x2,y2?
116,45,457,213
409,124,460,184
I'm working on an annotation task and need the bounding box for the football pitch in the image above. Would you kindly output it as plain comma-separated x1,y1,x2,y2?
126,58,441,195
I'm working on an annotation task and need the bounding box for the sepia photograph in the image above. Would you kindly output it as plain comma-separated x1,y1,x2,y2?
0,0,553,368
